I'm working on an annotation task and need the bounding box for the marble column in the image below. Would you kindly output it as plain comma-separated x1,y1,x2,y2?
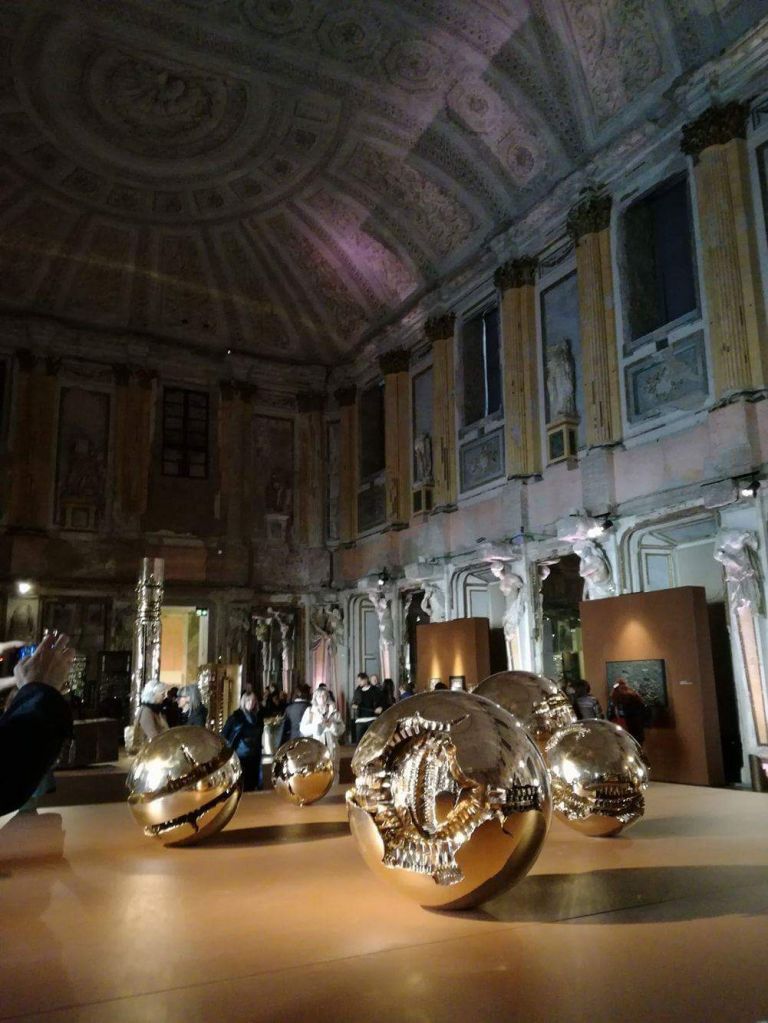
7,350,58,528
682,101,768,397
425,314,457,511
495,256,541,477
379,348,411,529
567,191,621,447
113,365,155,532
335,386,358,543
295,392,326,547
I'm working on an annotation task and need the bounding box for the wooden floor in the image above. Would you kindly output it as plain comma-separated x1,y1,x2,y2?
1,783,767,1022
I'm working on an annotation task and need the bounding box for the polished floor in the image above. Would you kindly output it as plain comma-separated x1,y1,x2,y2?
1,783,767,1023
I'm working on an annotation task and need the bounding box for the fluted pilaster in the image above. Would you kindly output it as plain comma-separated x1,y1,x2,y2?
425,314,457,509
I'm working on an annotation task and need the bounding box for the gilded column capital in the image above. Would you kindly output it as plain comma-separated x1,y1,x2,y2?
44,355,61,376
424,313,456,343
378,348,410,375
681,100,750,160
219,380,238,402
335,385,357,408
567,190,612,241
494,256,537,291
296,391,326,413
113,363,132,386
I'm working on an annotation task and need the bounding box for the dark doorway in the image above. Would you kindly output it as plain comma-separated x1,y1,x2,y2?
541,554,584,686
707,602,743,785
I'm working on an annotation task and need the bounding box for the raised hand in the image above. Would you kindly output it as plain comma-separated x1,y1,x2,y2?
13,633,76,693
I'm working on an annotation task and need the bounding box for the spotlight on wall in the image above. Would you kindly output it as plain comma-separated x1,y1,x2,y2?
377,568,391,587
739,478,760,499
586,515,614,539
15,580,33,596
195,607,209,618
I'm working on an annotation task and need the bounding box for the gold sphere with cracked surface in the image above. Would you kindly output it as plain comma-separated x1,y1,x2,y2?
474,670,577,748
347,691,551,910
544,719,649,836
127,726,242,846
273,737,334,806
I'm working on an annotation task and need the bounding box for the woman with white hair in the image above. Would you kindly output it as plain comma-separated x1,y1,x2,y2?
137,681,168,743
299,686,344,778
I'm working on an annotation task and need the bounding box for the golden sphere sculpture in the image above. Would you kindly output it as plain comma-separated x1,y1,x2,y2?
474,670,577,748
127,726,242,846
273,737,334,806
346,691,551,910
544,719,649,837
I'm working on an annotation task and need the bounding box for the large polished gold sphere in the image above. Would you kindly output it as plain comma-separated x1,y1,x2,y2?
127,726,242,846
347,690,551,910
474,670,577,748
273,737,334,806
544,719,649,837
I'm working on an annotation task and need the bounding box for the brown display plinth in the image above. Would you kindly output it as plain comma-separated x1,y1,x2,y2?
416,617,490,692
581,586,724,786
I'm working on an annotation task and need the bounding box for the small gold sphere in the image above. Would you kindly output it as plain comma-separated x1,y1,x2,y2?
474,670,577,748
127,726,242,846
273,737,334,806
347,691,551,910
544,719,649,836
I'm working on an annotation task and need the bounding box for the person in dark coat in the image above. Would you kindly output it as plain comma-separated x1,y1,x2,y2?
281,683,311,744
352,672,383,742
608,678,647,744
177,684,208,728
222,691,263,791
161,687,184,728
0,633,75,816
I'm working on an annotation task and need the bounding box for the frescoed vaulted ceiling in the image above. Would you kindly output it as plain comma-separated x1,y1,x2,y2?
0,0,764,364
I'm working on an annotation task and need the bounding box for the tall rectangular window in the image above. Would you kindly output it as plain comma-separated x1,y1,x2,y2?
624,175,698,342
358,381,385,480
462,305,501,426
162,387,209,478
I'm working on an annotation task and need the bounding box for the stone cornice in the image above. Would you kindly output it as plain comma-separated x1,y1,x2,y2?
680,100,750,159
378,348,410,375
567,190,612,241
424,313,456,343
494,256,537,291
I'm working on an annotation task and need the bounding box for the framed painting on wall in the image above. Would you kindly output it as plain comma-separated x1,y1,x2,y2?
606,658,668,709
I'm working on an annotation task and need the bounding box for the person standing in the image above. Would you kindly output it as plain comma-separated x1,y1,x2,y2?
281,684,311,744
573,680,604,720
137,682,169,743
177,684,208,728
352,672,383,742
608,678,647,744
222,691,263,791
299,687,345,778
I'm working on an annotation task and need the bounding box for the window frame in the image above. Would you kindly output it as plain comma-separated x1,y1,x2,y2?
161,386,210,480
458,301,503,437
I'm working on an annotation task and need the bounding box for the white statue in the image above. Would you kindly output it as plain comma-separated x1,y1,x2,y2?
571,539,614,600
414,432,433,482
369,589,395,680
714,530,764,615
420,583,445,622
489,560,525,668
546,337,577,420
269,608,295,692
310,604,344,691
558,516,615,600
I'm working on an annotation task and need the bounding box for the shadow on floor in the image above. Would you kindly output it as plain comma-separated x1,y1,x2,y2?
202,820,350,848
470,864,768,925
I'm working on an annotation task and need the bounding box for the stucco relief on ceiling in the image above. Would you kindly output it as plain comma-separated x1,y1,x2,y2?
0,0,762,363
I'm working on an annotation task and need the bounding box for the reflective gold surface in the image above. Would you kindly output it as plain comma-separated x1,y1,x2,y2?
347,691,550,909
544,719,649,836
273,737,334,806
126,725,242,845
474,670,577,747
